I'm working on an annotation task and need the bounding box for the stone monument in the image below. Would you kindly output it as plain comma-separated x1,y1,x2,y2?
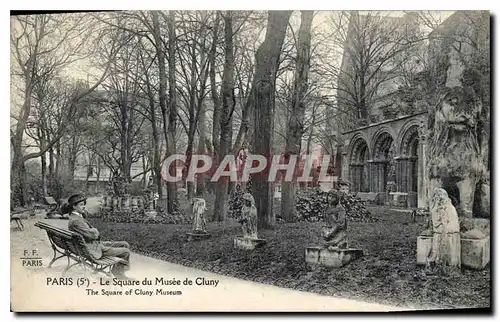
417,188,461,270
187,198,210,241
234,193,266,250
305,191,363,268
101,181,113,211
143,177,158,219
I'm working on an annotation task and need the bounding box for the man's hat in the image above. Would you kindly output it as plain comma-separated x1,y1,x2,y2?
67,194,87,206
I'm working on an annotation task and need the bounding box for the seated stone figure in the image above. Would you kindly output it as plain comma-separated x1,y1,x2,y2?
191,198,208,234
322,192,348,249
238,193,258,239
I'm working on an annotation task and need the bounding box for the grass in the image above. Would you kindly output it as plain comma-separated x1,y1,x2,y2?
89,205,490,310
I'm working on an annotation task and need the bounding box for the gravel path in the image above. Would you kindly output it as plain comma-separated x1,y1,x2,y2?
10,197,410,312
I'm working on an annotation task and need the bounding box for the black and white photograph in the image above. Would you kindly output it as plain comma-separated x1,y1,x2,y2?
9,9,491,312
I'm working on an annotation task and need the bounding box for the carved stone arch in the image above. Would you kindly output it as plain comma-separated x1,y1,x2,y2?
347,133,370,193
371,127,395,160
348,133,370,164
397,120,421,156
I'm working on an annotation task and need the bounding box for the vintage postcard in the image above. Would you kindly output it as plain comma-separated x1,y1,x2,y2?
10,10,491,312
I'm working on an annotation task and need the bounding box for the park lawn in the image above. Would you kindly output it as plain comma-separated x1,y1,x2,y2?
90,206,490,310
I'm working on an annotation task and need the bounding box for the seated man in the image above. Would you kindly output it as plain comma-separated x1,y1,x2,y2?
65,194,132,280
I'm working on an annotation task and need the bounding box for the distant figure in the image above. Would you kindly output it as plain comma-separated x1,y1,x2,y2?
191,198,208,234
66,194,133,280
239,193,258,239
322,191,348,249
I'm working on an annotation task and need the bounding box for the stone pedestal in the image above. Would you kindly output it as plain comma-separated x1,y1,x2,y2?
112,197,120,210
233,237,266,250
417,235,490,269
130,197,138,211
416,236,432,265
461,237,490,270
121,196,130,211
137,197,144,209
186,232,211,241
305,247,363,268
389,192,408,207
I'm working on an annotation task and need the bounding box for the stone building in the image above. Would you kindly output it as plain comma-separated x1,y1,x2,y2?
340,112,428,208
336,11,489,210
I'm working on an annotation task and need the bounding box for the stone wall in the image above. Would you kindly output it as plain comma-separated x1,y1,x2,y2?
340,112,428,209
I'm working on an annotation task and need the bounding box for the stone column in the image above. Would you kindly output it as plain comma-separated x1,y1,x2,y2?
336,143,344,180
376,162,383,192
349,165,356,192
400,157,408,193
366,161,374,192
341,150,349,181
417,122,428,209
394,157,401,192
379,161,387,192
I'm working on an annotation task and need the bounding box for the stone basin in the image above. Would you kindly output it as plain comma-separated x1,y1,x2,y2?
305,246,363,268
186,231,211,241
233,237,267,250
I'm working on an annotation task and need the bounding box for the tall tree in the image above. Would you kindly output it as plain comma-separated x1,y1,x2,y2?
251,10,292,229
10,14,117,205
213,11,236,222
151,11,179,213
281,11,314,222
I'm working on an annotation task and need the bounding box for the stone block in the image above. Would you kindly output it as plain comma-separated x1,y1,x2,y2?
233,237,266,250
389,192,408,208
416,236,432,265
186,232,211,241
461,237,490,270
417,235,490,270
305,247,363,268
356,192,378,203
407,192,417,208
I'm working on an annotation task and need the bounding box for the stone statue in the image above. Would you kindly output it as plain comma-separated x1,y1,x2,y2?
321,191,348,249
428,86,486,217
238,193,258,239
105,181,114,196
191,198,208,234
425,188,461,269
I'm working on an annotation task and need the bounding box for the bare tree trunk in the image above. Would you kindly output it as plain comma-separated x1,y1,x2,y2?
196,102,207,197
233,92,253,154
41,152,48,196
11,71,34,206
209,12,221,157
166,11,179,213
281,11,314,222
152,10,178,213
95,158,101,195
252,11,292,229
143,57,163,202
214,11,235,222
